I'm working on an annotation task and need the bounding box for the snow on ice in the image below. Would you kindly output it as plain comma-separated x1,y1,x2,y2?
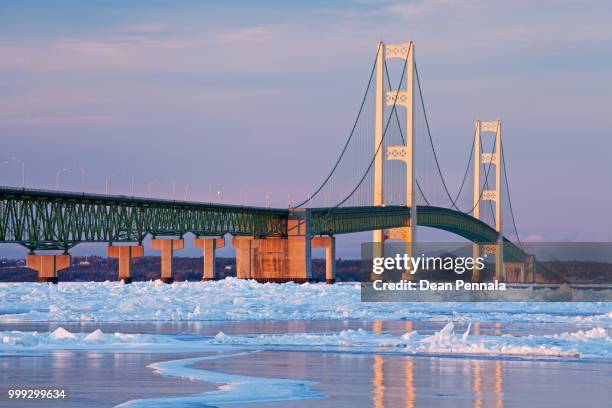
0,279,610,324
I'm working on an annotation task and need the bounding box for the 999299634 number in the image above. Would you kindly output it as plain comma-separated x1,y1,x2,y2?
7,389,67,399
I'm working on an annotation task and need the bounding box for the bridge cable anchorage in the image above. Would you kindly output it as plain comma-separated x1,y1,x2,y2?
332,46,411,210
296,42,382,208
501,137,524,248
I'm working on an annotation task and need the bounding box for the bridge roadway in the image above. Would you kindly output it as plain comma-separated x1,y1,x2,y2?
0,186,530,283
0,186,516,249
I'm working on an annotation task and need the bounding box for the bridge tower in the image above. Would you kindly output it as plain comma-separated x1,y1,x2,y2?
373,40,417,278
472,119,505,282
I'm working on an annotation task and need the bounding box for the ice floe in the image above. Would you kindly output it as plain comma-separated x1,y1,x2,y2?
0,279,610,324
2,323,610,359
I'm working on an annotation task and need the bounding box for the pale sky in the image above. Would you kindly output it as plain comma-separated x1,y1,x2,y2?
1,1,611,257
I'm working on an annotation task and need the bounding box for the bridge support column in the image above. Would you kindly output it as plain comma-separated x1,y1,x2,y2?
107,244,144,283
231,210,312,283
232,236,309,283
232,236,257,279
313,236,336,284
473,119,505,282
287,209,312,282
526,255,536,284
150,238,184,283
194,237,225,281
504,262,525,283
472,244,483,283
386,226,415,281
26,254,71,283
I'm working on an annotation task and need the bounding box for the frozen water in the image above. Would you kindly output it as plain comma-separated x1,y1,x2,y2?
2,323,610,359
116,353,324,407
0,279,610,324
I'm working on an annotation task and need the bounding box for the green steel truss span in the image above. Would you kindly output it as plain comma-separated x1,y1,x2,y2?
1,187,522,260
309,206,410,235
0,187,287,250
310,205,525,262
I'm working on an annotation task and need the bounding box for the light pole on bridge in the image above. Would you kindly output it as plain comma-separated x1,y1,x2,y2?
56,168,68,190
147,178,159,198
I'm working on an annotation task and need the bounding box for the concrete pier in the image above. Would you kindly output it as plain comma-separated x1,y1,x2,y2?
26,254,71,283
232,234,312,283
107,244,144,283
150,238,184,283
194,237,225,281
386,226,414,281
312,236,336,283
232,231,335,284
233,236,292,282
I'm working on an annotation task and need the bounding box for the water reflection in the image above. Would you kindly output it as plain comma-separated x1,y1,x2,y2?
372,355,385,408
471,322,504,408
495,361,504,408
371,321,417,408
473,361,482,408
373,320,383,333
369,321,505,408
404,358,415,408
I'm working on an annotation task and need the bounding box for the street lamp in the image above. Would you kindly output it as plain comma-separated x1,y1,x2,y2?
56,168,68,190
130,175,135,196
239,191,248,205
147,178,159,197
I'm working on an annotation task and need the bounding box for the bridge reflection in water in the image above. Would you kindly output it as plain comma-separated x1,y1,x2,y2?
370,321,504,408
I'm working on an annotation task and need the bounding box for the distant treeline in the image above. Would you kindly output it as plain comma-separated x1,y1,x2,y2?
0,256,362,283
0,257,609,283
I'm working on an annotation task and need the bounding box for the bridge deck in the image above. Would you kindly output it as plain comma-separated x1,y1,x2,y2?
1,187,522,259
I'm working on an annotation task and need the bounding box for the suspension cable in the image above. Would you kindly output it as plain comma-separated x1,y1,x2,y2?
501,137,523,248
414,60,461,209
384,60,433,205
416,179,431,205
296,42,382,208
450,128,475,207
333,47,410,208
413,60,498,216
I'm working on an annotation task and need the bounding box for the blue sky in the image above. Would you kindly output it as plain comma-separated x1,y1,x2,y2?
1,1,611,257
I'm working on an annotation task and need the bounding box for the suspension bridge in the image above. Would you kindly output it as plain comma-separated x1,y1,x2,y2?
0,40,537,284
